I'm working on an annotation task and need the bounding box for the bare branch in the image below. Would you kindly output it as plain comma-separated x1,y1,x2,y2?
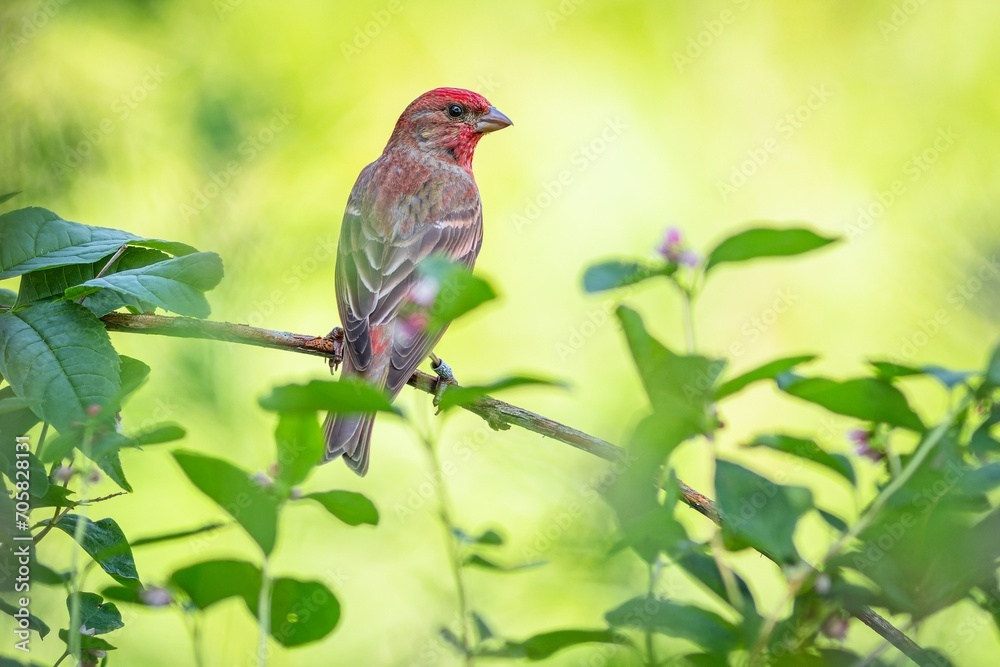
99,312,934,666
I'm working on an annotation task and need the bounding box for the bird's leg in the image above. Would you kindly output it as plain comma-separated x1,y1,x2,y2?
324,326,345,373
429,353,458,410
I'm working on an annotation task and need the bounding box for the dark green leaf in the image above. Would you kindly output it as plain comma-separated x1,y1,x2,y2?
68,592,123,634
0,301,121,433
172,450,281,555
274,412,324,488
818,508,849,532
605,596,739,654
0,191,21,205
472,611,493,641
715,460,813,564
46,515,139,589
169,559,260,610
502,629,626,660
0,288,16,307
259,379,397,415
705,226,838,273
748,434,855,484
57,629,117,651
0,396,38,414
420,256,497,329
127,239,199,256
778,375,924,431
0,596,49,638
65,252,224,318
582,260,675,293
983,341,1000,391
716,355,816,400
0,446,48,497
436,375,564,411
118,356,151,399
303,490,379,527
869,360,924,381
32,484,76,509
675,549,755,611
266,577,341,647
0,207,137,279
0,388,40,463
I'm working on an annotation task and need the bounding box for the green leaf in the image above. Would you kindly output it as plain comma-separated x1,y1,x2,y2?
605,596,739,654
436,375,564,411
675,549,756,611
869,360,924,381
172,450,281,555
705,226,838,273
582,260,676,293
274,412,324,488
616,306,723,436
818,508,849,532
169,559,260,610
778,375,925,431
748,434,855,484
118,356,151,399
0,396,38,415
0,288,15,307
127,239,198,256
453,528,504,546
46,515,140,589
0,301,121,433
462,554,543,572
984,341,1000,391
420,256,497,329
715,460,813,564
57,629,117,652
0,446,48,497
716,355,816,400
0,191,21,205
64,252,224,318
130,522,227,548
303,490,379,526
0,388,40,462
0,596,49,638
68,592,123,634
0,208,137,279
267,577,341,647
498,629,626,660
32,485,76,509
259,379,397,415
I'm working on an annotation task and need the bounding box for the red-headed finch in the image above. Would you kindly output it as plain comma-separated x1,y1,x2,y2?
323,88,512,475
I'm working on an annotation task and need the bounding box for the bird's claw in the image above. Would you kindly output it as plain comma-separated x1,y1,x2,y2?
325,327,345,373
430,354,457,412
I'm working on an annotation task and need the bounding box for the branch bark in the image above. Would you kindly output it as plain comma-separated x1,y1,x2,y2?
100,312,934,666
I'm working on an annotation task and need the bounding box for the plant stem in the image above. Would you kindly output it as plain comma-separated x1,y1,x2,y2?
67,425,95,662
52,650,69,667
645,560,657,667
257,557,272,667
681,288,697,354
422,434,475,665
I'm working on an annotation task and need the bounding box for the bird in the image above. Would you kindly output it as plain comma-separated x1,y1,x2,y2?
323,87,512,476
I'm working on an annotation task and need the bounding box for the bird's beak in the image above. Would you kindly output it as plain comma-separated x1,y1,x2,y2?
475,106,513,134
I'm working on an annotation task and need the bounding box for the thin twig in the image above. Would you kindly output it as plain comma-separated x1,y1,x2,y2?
99,312,935,666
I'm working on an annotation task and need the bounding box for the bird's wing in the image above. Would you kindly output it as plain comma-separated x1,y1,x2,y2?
336,164,483,394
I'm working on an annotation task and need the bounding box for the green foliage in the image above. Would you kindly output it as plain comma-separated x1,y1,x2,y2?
45,515,140,589
436,375,564,411
259,379,397,414
419,256,497,329
704,226,838,273
777,374,925,431
303,490,379,527
582,260,676,293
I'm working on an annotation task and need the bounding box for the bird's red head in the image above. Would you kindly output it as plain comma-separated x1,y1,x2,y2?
388,87,512,172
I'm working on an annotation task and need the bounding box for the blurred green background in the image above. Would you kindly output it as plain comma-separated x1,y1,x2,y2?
2,0,999,664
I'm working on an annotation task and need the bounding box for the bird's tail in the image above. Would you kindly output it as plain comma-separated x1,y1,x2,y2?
322,355,381,476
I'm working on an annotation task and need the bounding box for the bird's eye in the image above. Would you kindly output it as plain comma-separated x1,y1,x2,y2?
447,103,464,118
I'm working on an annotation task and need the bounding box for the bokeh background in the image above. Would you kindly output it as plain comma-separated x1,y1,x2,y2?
2,0,999,665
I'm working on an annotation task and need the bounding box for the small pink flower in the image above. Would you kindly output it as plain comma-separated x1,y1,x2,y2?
53,466,74,483
848,429,882,462
140,586,173,607
396,311,429,342
250,472,272,488
407,277,440,308
657,226,686,263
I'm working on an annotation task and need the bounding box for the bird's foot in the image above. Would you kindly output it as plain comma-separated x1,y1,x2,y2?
430,353,458,411
324,327,345,373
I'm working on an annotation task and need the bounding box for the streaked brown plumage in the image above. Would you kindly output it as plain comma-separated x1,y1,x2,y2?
323,88,512,475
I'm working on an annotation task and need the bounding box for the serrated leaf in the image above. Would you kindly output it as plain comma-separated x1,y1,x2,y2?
420,256,497,329
778,375,925,431
46,515,139,589
0,207,138,279
582,260,676,293
172,450,281,555
716,355,816,400
274,412,324,488
748,434,855,484
0,301,121,433
436,375,564,411
65,252,224,318
715,460,813,564
259,379,397,415
705,226,838,273
303,490,378,526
